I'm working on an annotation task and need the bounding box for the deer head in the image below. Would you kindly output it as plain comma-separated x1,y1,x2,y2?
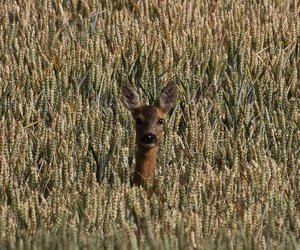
121,81,177,150
121,81,177,193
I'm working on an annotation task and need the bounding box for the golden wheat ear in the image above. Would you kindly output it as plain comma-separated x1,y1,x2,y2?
158,81,177,113
121,81,142,112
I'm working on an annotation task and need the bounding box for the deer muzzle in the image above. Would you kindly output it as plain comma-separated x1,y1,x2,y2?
141,133,157,147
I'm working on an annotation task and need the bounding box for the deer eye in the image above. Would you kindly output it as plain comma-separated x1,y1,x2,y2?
158,118,164,125
136,118,142,125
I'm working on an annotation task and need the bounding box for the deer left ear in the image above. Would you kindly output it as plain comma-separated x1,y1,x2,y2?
158,81,177,113
121,81,142,112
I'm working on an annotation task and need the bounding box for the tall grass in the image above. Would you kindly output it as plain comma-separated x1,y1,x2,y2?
0,0,299,249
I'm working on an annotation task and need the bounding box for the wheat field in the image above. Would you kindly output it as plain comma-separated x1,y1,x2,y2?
0,0,299,249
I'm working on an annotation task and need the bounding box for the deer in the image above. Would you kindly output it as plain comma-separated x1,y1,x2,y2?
121,81,177,198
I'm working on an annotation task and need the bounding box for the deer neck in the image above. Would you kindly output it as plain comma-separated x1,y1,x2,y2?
133,146,158,188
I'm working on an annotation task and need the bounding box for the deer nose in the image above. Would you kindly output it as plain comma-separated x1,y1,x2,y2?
141,133,157,144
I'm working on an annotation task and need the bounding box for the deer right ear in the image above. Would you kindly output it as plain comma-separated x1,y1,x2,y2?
159,81,177,113
121,81,141,112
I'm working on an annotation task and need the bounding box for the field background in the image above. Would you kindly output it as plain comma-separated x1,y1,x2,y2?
0,0,300,249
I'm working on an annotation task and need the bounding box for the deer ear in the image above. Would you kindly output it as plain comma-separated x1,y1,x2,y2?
159,81,177,113
121,81,141,112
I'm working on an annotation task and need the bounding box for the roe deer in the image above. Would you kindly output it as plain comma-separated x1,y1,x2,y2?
121,81,177,197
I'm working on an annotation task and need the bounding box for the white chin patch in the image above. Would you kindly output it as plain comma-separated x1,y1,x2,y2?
142,143,156,149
